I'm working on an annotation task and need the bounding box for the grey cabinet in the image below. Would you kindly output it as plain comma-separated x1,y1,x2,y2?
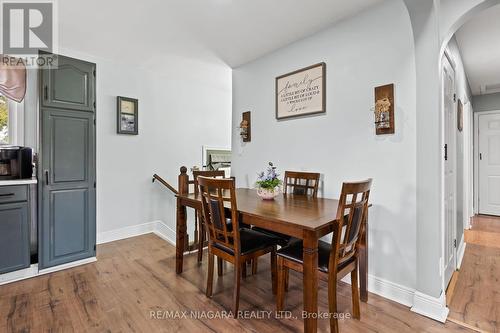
0,187,30,274
39,54,96,269
40,54,95,112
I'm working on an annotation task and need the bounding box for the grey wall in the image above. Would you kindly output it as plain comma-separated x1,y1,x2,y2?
473,92,500,112
232,0,417,291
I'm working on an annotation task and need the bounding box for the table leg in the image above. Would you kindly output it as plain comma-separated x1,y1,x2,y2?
303,231,318,333
359,210,368,302
176,198,187,274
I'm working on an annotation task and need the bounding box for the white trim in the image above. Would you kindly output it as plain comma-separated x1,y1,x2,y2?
457,235,466,269
38,257,97,275
154,221,176,246
411,291,449,323
341,274,414,307
97,222,156,244
0,264,38,286
97,220,176,246
0,257,96,286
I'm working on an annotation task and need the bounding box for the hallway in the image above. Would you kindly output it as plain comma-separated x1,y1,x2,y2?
447,215,500,332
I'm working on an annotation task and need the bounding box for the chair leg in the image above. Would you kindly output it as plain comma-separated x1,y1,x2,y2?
271,247,277,294
206,253,214,297
197,222,204,263
242,262,247,279
252,258,258,274
328,274,339,333
233,260,241,317
284,267,289,292
351,265,361,320
276,256,286,311
217,257,223,276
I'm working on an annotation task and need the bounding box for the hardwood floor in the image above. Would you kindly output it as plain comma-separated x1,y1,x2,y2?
0,234,473,332
448,244,500,333
465,215,500,249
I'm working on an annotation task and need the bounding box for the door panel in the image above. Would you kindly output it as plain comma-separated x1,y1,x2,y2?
40,109,95,268
479,113,500,215
0,202,30,274
39,53,96,269
442,56,456,287
41,55,95,112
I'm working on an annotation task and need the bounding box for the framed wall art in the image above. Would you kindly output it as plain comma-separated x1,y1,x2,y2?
275,62,326,120
117,96,138,135
374,84,395,135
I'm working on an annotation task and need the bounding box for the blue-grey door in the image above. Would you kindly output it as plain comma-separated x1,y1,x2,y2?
39,55,96,269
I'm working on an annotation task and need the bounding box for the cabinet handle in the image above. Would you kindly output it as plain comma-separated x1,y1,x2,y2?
0,193,15,197
45,170,49,185
44,86,48,100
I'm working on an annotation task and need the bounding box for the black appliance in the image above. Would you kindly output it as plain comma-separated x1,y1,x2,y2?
0,146,33,180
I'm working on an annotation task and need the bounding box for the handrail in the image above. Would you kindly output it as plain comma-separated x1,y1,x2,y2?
152,174,178,195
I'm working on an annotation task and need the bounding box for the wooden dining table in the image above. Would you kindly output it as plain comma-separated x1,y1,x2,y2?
175,180,370,333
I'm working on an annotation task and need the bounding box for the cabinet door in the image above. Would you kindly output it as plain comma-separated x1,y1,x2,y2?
40,54,95,112
39,109,96,268
0,202,30,274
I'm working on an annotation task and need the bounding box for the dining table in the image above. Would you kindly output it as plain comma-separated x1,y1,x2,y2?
175,168,370,333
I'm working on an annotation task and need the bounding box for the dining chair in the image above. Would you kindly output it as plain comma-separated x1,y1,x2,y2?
193,170,225,263
198,176,279,316
275,179,372,333
251,171,321,275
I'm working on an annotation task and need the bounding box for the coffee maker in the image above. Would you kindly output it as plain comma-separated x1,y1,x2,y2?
0,146,33,180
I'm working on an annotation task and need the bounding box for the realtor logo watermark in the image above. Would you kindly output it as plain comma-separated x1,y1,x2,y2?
1,0,58,67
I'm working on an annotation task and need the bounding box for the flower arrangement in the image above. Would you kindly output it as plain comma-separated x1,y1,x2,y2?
255,162,282,200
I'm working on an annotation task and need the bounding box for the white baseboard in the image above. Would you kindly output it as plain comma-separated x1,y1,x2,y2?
38,257,97,275
97,220,176,246
0,264,39,286
97,222,157,244
154,221,176,246
457,235,466,269
411,291,449,323
0,257,97,286
341,274,414,307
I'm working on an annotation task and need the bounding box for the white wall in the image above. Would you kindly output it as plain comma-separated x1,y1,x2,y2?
473,92,500,111
232,0,417,291
24,48,232,239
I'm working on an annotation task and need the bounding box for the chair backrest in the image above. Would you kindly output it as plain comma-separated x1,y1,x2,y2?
330,179,372,271
198,176,240,255
193,170,225,195
283,171,320,198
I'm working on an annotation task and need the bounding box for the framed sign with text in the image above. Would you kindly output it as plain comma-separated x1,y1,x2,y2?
275,62,326,120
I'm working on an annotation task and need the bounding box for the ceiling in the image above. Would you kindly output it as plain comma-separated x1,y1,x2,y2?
455,4,500,96
59,0,383,68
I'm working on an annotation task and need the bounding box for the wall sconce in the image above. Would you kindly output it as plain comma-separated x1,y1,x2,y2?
373,84,395,135
239,111,251,142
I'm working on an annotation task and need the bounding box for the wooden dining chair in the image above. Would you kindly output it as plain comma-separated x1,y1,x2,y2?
251,171,321,275
276,179,372,333
198,176,279,316
193,170,225,263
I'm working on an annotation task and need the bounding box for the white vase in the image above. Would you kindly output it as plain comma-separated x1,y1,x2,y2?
257,187,281,200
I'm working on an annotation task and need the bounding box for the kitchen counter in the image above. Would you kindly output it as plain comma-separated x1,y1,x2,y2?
0,178,38,186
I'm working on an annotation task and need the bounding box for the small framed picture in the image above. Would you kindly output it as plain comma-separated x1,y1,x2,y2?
117,96,138,135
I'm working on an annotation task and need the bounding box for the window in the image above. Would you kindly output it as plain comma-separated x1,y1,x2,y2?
0,95,8,144
0,95,23,146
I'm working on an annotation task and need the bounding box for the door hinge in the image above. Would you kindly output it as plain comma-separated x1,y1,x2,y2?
480,153,482,160
93,101,96,109
93,69,96,77
453,93,457,102
454,239,457,248
444,144,448,161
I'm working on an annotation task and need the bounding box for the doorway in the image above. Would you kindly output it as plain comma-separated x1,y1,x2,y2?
477,111,500,216
442,53,457,288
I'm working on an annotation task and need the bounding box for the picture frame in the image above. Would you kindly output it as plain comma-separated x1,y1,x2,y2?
457,99,463,132
275,62,326,120
117,96,138,135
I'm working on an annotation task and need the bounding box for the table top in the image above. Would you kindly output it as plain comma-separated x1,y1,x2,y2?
178,188,341,232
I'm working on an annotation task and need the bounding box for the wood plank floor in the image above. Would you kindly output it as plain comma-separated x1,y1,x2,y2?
0,234,473,332
448,243,500,333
